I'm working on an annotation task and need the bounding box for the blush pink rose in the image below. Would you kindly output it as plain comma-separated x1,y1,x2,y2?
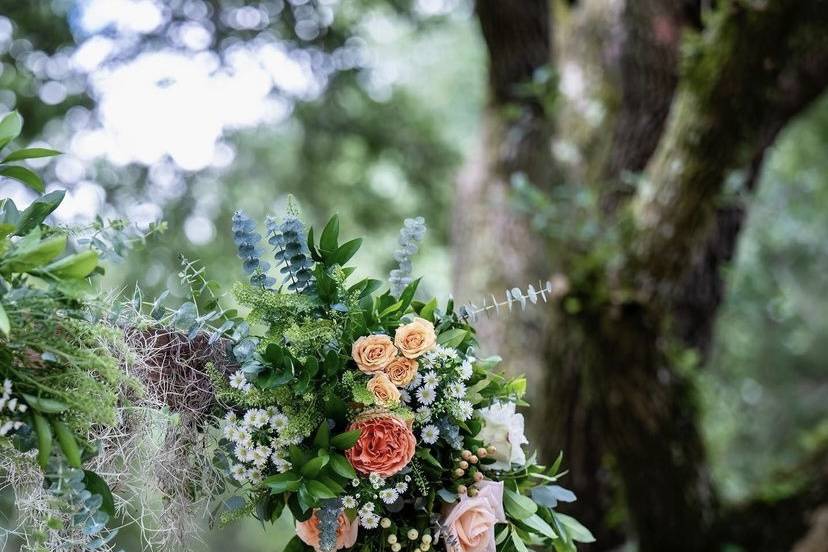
442,480,506,552
345,413,416,477
296,510,358,551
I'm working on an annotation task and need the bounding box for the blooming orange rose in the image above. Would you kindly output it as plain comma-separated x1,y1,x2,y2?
296,510,358,551
351,334,397,373
345,414,416,477
394,317,437,359
367,373,401,405
383,356,418,387
442,480,505,552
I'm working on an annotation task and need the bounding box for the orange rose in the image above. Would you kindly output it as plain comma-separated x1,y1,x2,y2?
367,373,401,405
345,414,416,477
394,317,437,359
351,334,397,373
296,510,358,551
384,356,418,387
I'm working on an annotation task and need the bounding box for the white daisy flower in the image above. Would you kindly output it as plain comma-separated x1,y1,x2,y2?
223,423,240,441
234,444,255,463
421,424,439,444
421,371,439,387
395,482,408,493
416,406,432,423
352,479,360,487
359,502,375,513
400,389,412,404
274,458,292,473
269,413,289,432
416,385,437,405
245,468,262,485
369,473,385,489
230,464,247,482
458,360,474,381
224,411,238,423
360,513,380,529
378,488,399,504
236,430,253,447
244,408,269,428
448,382,467,399
229,370,248,390
342,495,357,509
252,445,271,466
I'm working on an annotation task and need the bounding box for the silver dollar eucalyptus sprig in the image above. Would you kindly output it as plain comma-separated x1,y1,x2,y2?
266,215,314,293
459,279,567,322
389,216,427,297
232,211,275,288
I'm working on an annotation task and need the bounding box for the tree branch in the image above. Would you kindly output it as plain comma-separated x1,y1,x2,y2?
631,0,828,288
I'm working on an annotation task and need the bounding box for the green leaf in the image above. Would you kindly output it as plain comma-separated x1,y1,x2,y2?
15,190,65,236
4,234,66,272
504,489,538,521
329,453,356,480
331,429,361,450
331,238,362,266
284,535,312,552
415,448,442,469
264,472,302,494
397,278,420,311
0,111,23,149
419,297,438,322
41,250,99,279
511,529,530,552
0,165,44,193
31,412,52,470
289,445,310,468
319,215,340,254
556,513,595,543
83,470,116,516
313,420,330,449
2,148,61,163
300,454,329,478
521,514,557,539
51,418,82,468
0,302,9,336
438,328,468,348
305,479,337,500
21,393,69,414
317,474,345,495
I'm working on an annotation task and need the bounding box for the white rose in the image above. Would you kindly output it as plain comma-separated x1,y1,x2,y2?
476,401,528,470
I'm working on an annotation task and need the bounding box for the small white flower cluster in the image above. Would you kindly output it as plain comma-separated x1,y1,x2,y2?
359,501,380,528
404,348,476,444
223,406,298,484
228,370,252,393
0,379,27,436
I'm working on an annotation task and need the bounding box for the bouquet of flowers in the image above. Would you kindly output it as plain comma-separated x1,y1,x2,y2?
212,210,593,552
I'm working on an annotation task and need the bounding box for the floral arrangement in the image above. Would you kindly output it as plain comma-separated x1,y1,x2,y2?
212,210,593,552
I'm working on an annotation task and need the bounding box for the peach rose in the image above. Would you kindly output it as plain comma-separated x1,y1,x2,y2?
394,317,437,359
442,480,506,552
296,510,358,551
367,373,401,405
383,357,418,387
345,413,416,477
351,334,397,373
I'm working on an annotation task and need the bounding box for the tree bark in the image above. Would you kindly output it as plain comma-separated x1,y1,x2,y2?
458,0,828,550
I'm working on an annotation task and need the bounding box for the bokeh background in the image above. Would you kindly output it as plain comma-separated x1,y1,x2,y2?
1,1,827,551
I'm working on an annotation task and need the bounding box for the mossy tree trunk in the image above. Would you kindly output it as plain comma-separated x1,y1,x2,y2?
454,0,828,550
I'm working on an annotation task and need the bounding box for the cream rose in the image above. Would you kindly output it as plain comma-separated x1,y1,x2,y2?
394,317,437,359
442,480,505,552
367,373,401,406
383,357,418,387
476,402,528,470
351,334,397,373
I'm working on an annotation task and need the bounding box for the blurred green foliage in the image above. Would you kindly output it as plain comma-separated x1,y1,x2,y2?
0,0,827,549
